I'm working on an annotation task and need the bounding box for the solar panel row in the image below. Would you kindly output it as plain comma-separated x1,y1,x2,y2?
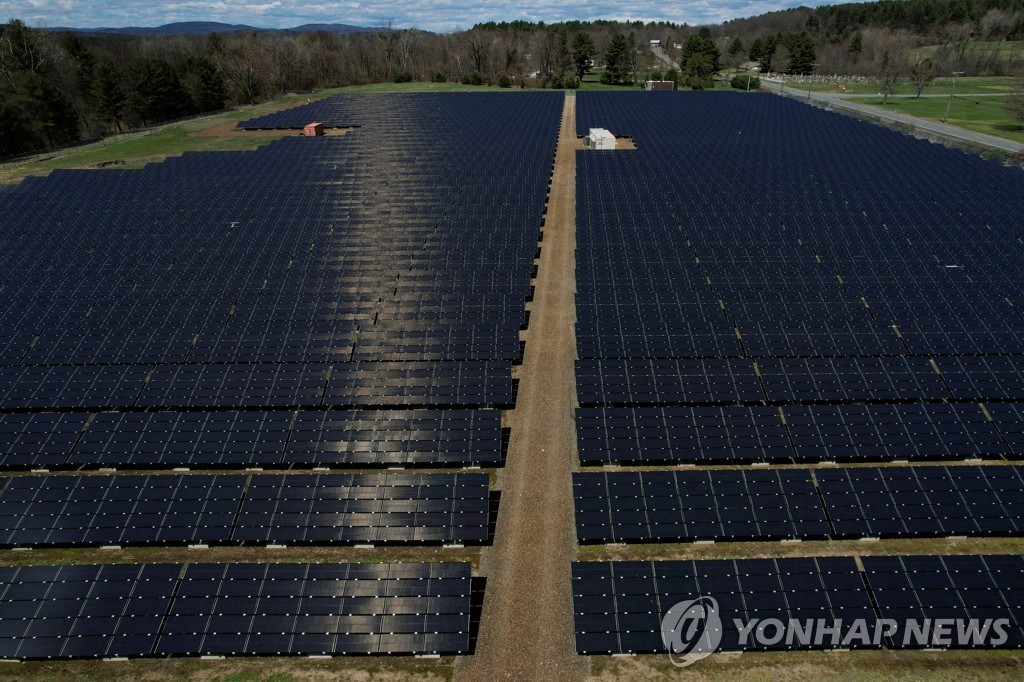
576,356,1005,406
572,555,1024,653
577,403,1016,465
0,408,503,469
0,361,516,411
575,466,1024,543
0,562,472,659
0,472,491,547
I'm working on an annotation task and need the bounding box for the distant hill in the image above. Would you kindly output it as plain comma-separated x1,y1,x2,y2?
50,21,375,36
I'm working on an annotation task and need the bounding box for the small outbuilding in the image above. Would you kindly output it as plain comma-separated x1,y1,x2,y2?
585,128,616,150
645,80,675,91
303,122,325,136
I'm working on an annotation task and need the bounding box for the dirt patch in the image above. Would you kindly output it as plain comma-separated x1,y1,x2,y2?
590,650,1024,681
573,136,637,151
5,655,456,682
577,537,1024,563
192,120,352,138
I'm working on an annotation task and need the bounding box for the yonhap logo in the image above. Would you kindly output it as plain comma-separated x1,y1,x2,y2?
660,596,723,667
660,595,1012,668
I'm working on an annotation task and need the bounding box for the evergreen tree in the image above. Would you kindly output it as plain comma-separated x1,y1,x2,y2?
848,31,864,55
683,53,715,90
601,33,630,84
783,32,817,74
571,31,596,82
750,34,780,73
124,58,186,126
682,27,720,72
92,60,127,132
177,54,227,113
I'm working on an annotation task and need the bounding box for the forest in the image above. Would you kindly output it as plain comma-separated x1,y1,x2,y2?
1,0,1023,156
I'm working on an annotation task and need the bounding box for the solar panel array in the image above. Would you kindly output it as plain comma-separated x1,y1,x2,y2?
576,466,1024,543
1,92,561,469
0,92,564,660
0,562,473,659
573,555,1024,653
574,91,1024,466
571,91,1024,657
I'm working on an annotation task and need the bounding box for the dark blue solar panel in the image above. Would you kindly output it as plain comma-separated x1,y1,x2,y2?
572,557,872,654
231,473,491,545
0,564,179,659
157,562,473,656
0,562,473,659
575,406,792,465
0,473,491,548
817,466,1024,538
862,555,1024,649
574,470,830,543
783,403,1005,462
0,413,89,469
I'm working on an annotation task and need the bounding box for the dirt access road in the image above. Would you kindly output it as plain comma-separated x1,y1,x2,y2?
456,94,587,681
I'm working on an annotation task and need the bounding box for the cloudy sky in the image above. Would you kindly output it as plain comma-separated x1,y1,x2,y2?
5,0,840,32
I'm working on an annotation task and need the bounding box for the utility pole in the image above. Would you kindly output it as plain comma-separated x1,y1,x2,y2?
806,63,819,100
943,70,964,123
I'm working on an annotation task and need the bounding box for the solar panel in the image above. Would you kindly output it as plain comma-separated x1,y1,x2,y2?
575,359,764,407
0,564,179,659
0,562,474,659
232,473,492,545
0,413,89,469
574,470,830,543
575,406,792,465
862,555,1024,649
0,473,492,548
817,466,1024,538
157,562,473,656
783,403,1006,463
572,557,872,654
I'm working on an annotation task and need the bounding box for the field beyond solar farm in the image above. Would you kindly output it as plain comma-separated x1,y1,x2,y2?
1,83,1024,682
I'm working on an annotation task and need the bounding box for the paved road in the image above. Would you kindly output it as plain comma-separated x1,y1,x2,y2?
761,80,1024,154
651,45,678,70
836,92,1010,98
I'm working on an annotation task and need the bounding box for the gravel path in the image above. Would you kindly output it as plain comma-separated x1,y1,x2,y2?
455,94,587,681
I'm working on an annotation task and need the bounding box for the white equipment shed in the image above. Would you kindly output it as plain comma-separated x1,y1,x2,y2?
587,128,616,150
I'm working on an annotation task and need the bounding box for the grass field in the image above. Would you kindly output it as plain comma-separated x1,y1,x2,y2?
860,94,1024,142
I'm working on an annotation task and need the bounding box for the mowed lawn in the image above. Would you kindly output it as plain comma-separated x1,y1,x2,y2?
860,94,1024,143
